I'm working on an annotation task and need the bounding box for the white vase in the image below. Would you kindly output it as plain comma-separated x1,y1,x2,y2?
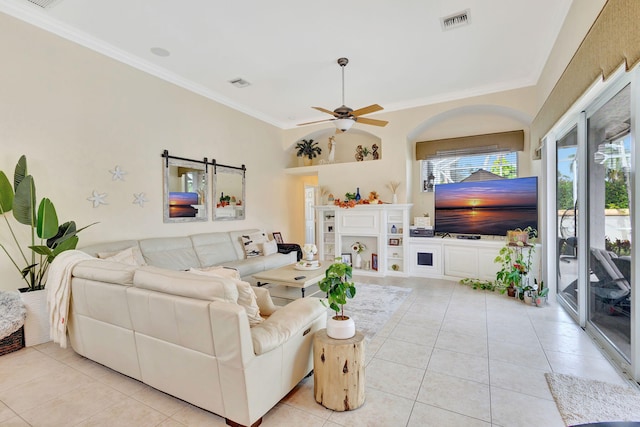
392,193,398,204
305,252,315,261
326,315,355,339
19,288,51,346
354,253,362,269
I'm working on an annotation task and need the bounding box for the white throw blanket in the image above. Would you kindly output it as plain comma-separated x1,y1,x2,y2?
47,250,93,348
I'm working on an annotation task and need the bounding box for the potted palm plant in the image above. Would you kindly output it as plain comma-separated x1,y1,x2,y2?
295,139,322,166
0,155,95,345
318,260,356,339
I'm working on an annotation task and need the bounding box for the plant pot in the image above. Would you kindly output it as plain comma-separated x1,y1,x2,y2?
523,295,533,305
303,157,312,167
506,286,516,297
19,288,51,346
535,296,547,307
326,315,355,340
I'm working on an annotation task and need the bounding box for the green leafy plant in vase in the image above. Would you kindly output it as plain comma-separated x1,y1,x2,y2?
318,260,357,339
0,155,96,291
494,226,537,298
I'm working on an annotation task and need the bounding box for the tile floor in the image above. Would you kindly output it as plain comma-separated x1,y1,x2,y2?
0,276,634,426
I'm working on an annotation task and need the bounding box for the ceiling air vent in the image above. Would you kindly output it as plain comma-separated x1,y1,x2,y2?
25,0,63,8
440,9,471,31
229,78,251,88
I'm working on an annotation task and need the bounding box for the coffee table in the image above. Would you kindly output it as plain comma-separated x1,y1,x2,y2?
253,263,325,298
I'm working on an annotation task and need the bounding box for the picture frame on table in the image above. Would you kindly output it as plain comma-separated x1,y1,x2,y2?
341,253,352,266
371,253,378,271
272,232,284,244
389,238,400,246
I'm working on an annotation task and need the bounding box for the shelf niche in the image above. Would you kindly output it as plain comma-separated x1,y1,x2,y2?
288,129,382,169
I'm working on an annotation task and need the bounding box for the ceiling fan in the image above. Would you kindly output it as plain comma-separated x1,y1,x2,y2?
298,57,389,132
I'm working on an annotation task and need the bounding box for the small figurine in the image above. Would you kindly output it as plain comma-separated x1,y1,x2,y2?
328,136,336,164
372,143,379,160
355,145,364,161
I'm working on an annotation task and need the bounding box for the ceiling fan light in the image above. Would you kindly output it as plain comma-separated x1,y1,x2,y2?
334,118,354,132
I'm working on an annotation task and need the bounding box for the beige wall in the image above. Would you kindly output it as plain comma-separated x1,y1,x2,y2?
0,13,291,291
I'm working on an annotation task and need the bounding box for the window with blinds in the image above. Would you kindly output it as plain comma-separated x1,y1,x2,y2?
420,150,518,192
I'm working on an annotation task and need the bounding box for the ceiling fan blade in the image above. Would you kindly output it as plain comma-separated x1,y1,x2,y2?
312,106,339,117
356,117,389,127
297,118,334,126
351,104,383,117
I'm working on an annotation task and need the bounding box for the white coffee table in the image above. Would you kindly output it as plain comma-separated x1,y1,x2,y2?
253,263,325,298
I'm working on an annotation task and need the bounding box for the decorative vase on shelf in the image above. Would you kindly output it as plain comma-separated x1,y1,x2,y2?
355,187,361,202
354,253,362,269
391,224,397,234
392,193,398,204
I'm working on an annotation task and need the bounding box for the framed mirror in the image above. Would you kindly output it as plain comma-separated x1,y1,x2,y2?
213,164,245,221
163,155,209,223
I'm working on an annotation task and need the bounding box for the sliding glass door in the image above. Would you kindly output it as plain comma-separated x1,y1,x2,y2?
586,83,632,361
556,126,579,313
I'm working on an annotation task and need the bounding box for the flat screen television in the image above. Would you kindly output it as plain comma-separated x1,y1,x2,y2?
434,177,538,236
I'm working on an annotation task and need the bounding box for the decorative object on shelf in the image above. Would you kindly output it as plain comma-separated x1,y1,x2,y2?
295,139,322,166
0,155,96,292
109,165,127,181
302,243,318,261
327,136,336,163
341,253,352,266
391,224,397,234
534,279,548,306
361,146,371,159
372,144,379,160
327,193,335,204
133,192,148,207
318,261,357,339
351,241,366,269
355,187,361,202
355,145,364,161
507,228,530,245
414,214,431,228
368,191,380,204
389,238,400,246
371,253,378,271
391,264,400,271
87,190,108,208
387,181,400,203
319,186,330,205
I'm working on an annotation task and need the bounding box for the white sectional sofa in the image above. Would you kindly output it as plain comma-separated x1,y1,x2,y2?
65,230,326,427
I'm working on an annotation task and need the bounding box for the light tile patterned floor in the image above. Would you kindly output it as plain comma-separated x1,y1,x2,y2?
0,277,632,426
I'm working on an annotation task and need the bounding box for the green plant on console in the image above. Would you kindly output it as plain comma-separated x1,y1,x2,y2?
318,260,356,319
295,139,322,160
0,155,96,291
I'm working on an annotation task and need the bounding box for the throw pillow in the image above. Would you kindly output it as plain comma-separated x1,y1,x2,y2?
98,247,146,266
189,268,264,326
261,239,278,256
241,231,268,258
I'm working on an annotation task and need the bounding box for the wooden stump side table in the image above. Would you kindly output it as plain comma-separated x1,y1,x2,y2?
313,329,365,411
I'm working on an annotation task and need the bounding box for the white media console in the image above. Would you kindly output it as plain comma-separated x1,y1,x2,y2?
316,205,540,281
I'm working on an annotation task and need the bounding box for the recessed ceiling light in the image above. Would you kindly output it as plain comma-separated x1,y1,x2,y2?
229,78,251,88
150,47,170,57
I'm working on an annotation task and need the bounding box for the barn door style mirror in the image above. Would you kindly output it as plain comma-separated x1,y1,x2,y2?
212,161,246,221
162,150,209,223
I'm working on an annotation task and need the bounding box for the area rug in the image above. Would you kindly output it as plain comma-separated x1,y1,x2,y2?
545,372,640,426
344,283,412,341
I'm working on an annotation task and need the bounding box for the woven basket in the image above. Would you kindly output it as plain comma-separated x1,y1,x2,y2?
0,326,25,356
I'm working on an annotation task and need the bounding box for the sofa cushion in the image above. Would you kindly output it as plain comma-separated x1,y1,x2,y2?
250,297,326,355
139,237,200,270
72,259,137,285
228,229,260,260
189,267,264,326
261,239,278,256
190,232,240,267
241,231,268,258
98,247,147,266
134,266,238,303
80,240,142,258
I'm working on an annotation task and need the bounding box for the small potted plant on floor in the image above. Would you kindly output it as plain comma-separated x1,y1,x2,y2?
318,260,356,339
295,139,322,166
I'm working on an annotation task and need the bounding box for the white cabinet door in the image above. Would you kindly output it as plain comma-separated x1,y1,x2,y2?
444,245,478,278
339,210,380,235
